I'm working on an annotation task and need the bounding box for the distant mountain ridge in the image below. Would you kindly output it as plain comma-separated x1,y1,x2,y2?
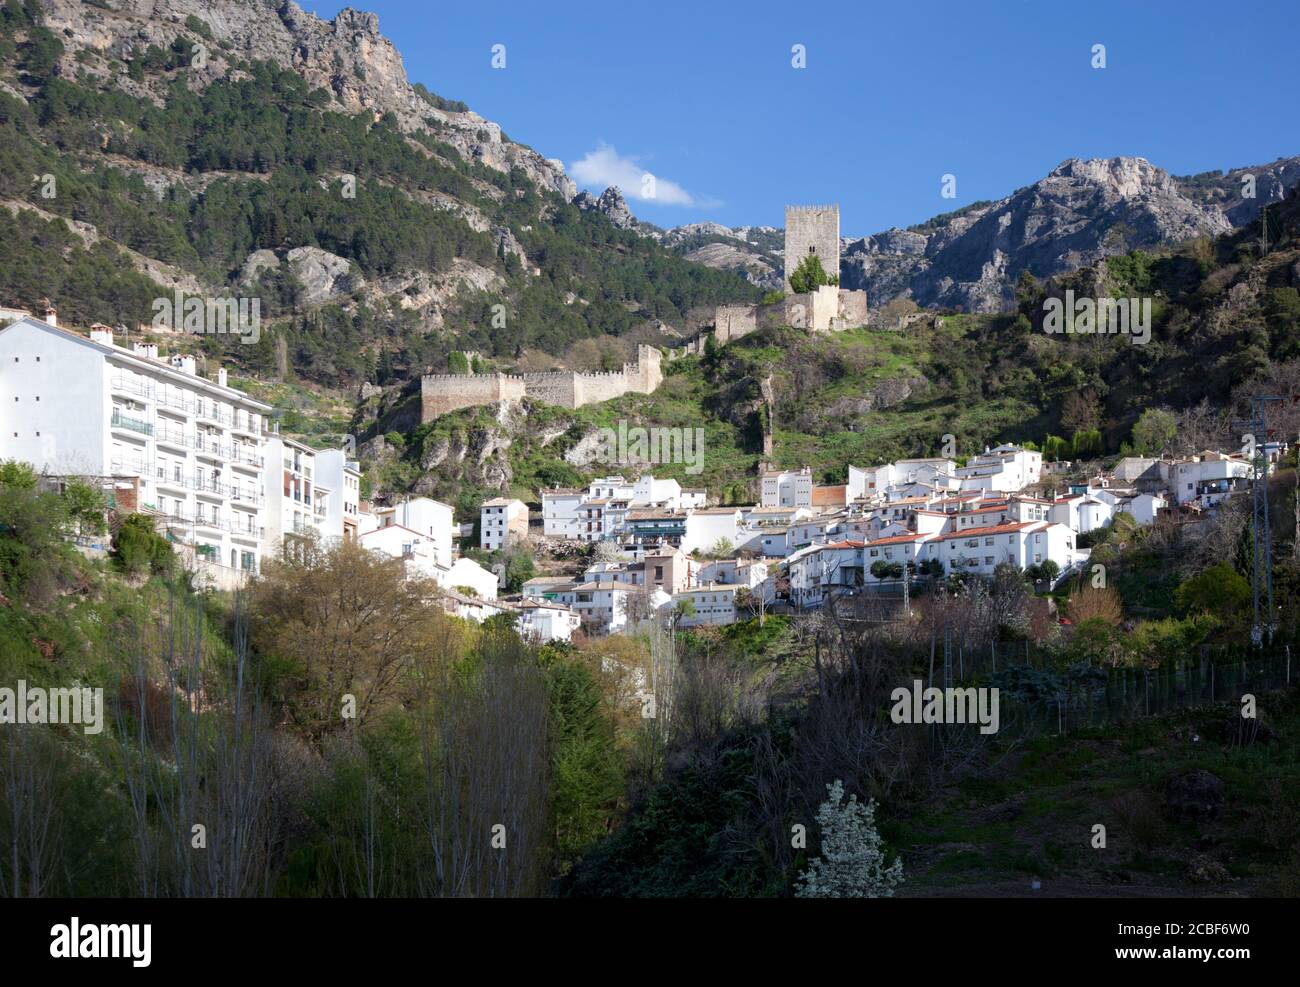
650,155,1300,311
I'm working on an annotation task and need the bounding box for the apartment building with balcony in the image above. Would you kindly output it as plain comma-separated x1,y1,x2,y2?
316,449,362,542
263,435,334,554
0,315,271,579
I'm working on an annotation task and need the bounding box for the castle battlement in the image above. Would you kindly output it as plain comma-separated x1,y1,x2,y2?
419,345,662,421
421,372,528,383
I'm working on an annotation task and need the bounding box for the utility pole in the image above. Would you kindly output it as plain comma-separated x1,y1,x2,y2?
1233,395,1281,647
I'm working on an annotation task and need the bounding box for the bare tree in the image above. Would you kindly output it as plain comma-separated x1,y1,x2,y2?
0,727,66,897
414,629,550,898
118,588,282,897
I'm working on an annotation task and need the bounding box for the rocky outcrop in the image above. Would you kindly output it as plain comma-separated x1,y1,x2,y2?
574,187,638,230
847,156,1300,312
287,247,362,305
39,0,575,200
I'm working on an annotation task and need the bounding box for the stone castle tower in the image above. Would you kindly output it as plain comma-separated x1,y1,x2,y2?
784,204,840,292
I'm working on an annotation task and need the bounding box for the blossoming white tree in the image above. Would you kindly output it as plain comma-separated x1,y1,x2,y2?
796,780,904,898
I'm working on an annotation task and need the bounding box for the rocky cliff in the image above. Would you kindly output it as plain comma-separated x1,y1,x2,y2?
38,0,575,199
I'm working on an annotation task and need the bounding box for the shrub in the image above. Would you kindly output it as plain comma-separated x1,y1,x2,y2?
111,514,174,577
796,780,903,898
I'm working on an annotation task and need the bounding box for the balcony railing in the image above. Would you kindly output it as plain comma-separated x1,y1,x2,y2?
153,424,191,448
161,512,263,539
111,410,153,436
195,403,233,427
155,389,197,415
110,375,153,400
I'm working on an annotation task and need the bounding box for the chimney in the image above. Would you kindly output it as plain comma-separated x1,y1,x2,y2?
217,367,228,388
41,301,57,327
132,341,159,360
89,325,114,346
169,354,197,376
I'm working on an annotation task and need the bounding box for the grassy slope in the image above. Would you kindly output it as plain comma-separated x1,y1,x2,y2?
893,689,1300,896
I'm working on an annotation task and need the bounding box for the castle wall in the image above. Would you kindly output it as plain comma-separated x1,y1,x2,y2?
808,285,840,332
421,372,526,420
714,305,758,343
627,344,662,394
574,370,630,406
521,371,578,408
833,289,869,330
421,347,663,421
784,205,840,293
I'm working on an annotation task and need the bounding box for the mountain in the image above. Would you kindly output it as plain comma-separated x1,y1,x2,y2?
0,0,757,388
37,0,574,198
661,155,1300,312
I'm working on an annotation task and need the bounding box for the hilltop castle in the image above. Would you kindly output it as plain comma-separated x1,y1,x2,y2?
420,344,663,421
693,204,868,351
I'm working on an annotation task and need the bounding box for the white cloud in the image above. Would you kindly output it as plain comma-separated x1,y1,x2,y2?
569,143,702,207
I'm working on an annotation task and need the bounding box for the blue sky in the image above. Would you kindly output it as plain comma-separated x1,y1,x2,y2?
311,0,1299,235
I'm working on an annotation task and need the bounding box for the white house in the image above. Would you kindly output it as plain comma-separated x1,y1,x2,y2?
263,435,334,556
674,583,741,627
359,523,444,579
480,497,528,551
1170,453,1253,508
1125,492,1168,526
761,467,813,508
787,540,870,608
440,556,499,600
541,488,583,538
315,448,362,543
374,497,455,568
956,445,1043,493
682,507,742,555
522,574,575,599
516,599,581,643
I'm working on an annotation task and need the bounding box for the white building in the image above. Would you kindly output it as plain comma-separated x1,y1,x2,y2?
674,583,741,627
0,316,271,581
541,488,583,539
1125,492,1168,526
516,599,581,643
480,497,528,551
1170,453,1253,508
956,445,1043,493
522,575,578,606
682,507,743,555
263,435,333,555
315,449,362,543
761,467,813,508
441,556,499,600
374,497,455,568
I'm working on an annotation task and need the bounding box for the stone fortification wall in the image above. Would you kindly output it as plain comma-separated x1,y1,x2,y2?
421,346,662,420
